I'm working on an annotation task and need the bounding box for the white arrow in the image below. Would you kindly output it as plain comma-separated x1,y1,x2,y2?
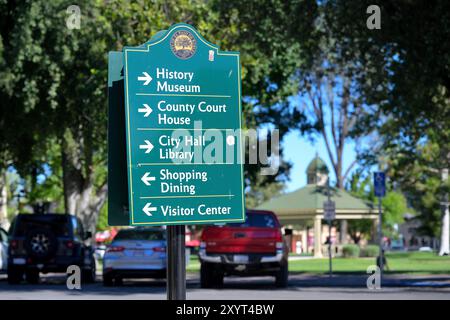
138,104,153,117
139,140,154,154
141,172,156,186
137,72,152,85
143,203,157,216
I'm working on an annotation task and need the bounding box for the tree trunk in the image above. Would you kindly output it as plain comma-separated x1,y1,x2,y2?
340,219,348,244
61,135,107,235
439,168,449,256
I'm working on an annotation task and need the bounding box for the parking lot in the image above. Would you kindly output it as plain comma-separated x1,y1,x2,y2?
1,272,449,300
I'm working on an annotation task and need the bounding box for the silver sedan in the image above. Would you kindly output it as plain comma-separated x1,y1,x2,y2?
102,227,166,286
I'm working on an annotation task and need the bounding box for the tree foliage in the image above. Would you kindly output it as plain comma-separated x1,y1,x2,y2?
320,0,450,249
346,170,407,243
1,0,447,237
0,0,321,228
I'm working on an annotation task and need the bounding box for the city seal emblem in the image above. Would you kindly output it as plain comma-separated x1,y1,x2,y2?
170,30,197,60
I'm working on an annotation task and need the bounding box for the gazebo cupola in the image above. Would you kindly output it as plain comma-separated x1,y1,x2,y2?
306,155,329,186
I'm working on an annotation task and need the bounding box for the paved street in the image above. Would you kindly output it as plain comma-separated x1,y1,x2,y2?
0,272,449,300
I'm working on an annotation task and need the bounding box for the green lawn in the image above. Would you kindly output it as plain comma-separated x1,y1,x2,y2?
289,252,450,274
187,252,450,275
187,254,201,272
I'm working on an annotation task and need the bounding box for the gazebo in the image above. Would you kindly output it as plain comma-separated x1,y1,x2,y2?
257,156,378,257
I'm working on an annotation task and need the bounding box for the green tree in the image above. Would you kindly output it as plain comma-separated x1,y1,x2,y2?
346,171,374,243
387,141,449,247
346,171,407,243
0,0,65,224
381,191,407,238
1,0,321,230
211,0,320,202
96,201,109,231
320,0,450,253
245,175,285,209
0,1,190,229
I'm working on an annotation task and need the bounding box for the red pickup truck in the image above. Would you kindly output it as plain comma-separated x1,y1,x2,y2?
199,209,288,288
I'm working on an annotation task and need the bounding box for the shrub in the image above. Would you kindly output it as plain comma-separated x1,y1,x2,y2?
342,244,360,258
360,245,379,257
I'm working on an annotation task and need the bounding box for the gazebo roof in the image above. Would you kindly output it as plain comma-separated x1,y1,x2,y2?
256,184,376,222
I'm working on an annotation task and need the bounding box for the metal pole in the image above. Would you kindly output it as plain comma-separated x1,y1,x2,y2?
378,197,383,285
327,181,332,277
328,221,332,277
167,225,186,300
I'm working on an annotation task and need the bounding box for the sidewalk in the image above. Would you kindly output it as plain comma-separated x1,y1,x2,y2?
288,255,315,261
287,273,450,288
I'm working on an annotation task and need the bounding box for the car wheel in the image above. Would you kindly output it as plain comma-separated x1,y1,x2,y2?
275,263,288,288
24,228,57,260
82,268,96,283
7,267,23,284
114,276,123,286
200,263,213,288
215,271,224,287
200,263,222,288
103,273,114,287
82,260,96,283
25,269,40,284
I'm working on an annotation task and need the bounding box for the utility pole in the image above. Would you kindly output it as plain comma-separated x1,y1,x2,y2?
374,171,386,285
439,168,449,256
327,182,333,277
378,194,383,281
323,179,335,277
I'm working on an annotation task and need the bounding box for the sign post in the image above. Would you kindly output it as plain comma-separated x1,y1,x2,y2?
116,23,245,300
323,181,335,277
167,225,186,300
374,171,386,284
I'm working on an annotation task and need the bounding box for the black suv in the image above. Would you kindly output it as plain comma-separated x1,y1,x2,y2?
7,213,96,284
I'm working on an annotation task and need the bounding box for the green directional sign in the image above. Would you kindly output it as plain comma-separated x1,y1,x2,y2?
122,23,245,226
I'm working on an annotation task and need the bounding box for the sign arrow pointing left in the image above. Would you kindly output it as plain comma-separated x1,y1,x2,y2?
143,203,157,216
141,172,156,186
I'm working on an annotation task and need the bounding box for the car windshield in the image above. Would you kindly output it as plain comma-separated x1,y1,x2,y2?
228,212,277,228
13,215,70,237
114,229,165,241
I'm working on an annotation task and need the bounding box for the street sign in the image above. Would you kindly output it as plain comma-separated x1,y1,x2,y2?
374,172,386,197
323,200,336,221
122,23,245,226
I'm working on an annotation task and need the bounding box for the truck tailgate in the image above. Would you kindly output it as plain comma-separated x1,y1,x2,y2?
202,227,280,254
